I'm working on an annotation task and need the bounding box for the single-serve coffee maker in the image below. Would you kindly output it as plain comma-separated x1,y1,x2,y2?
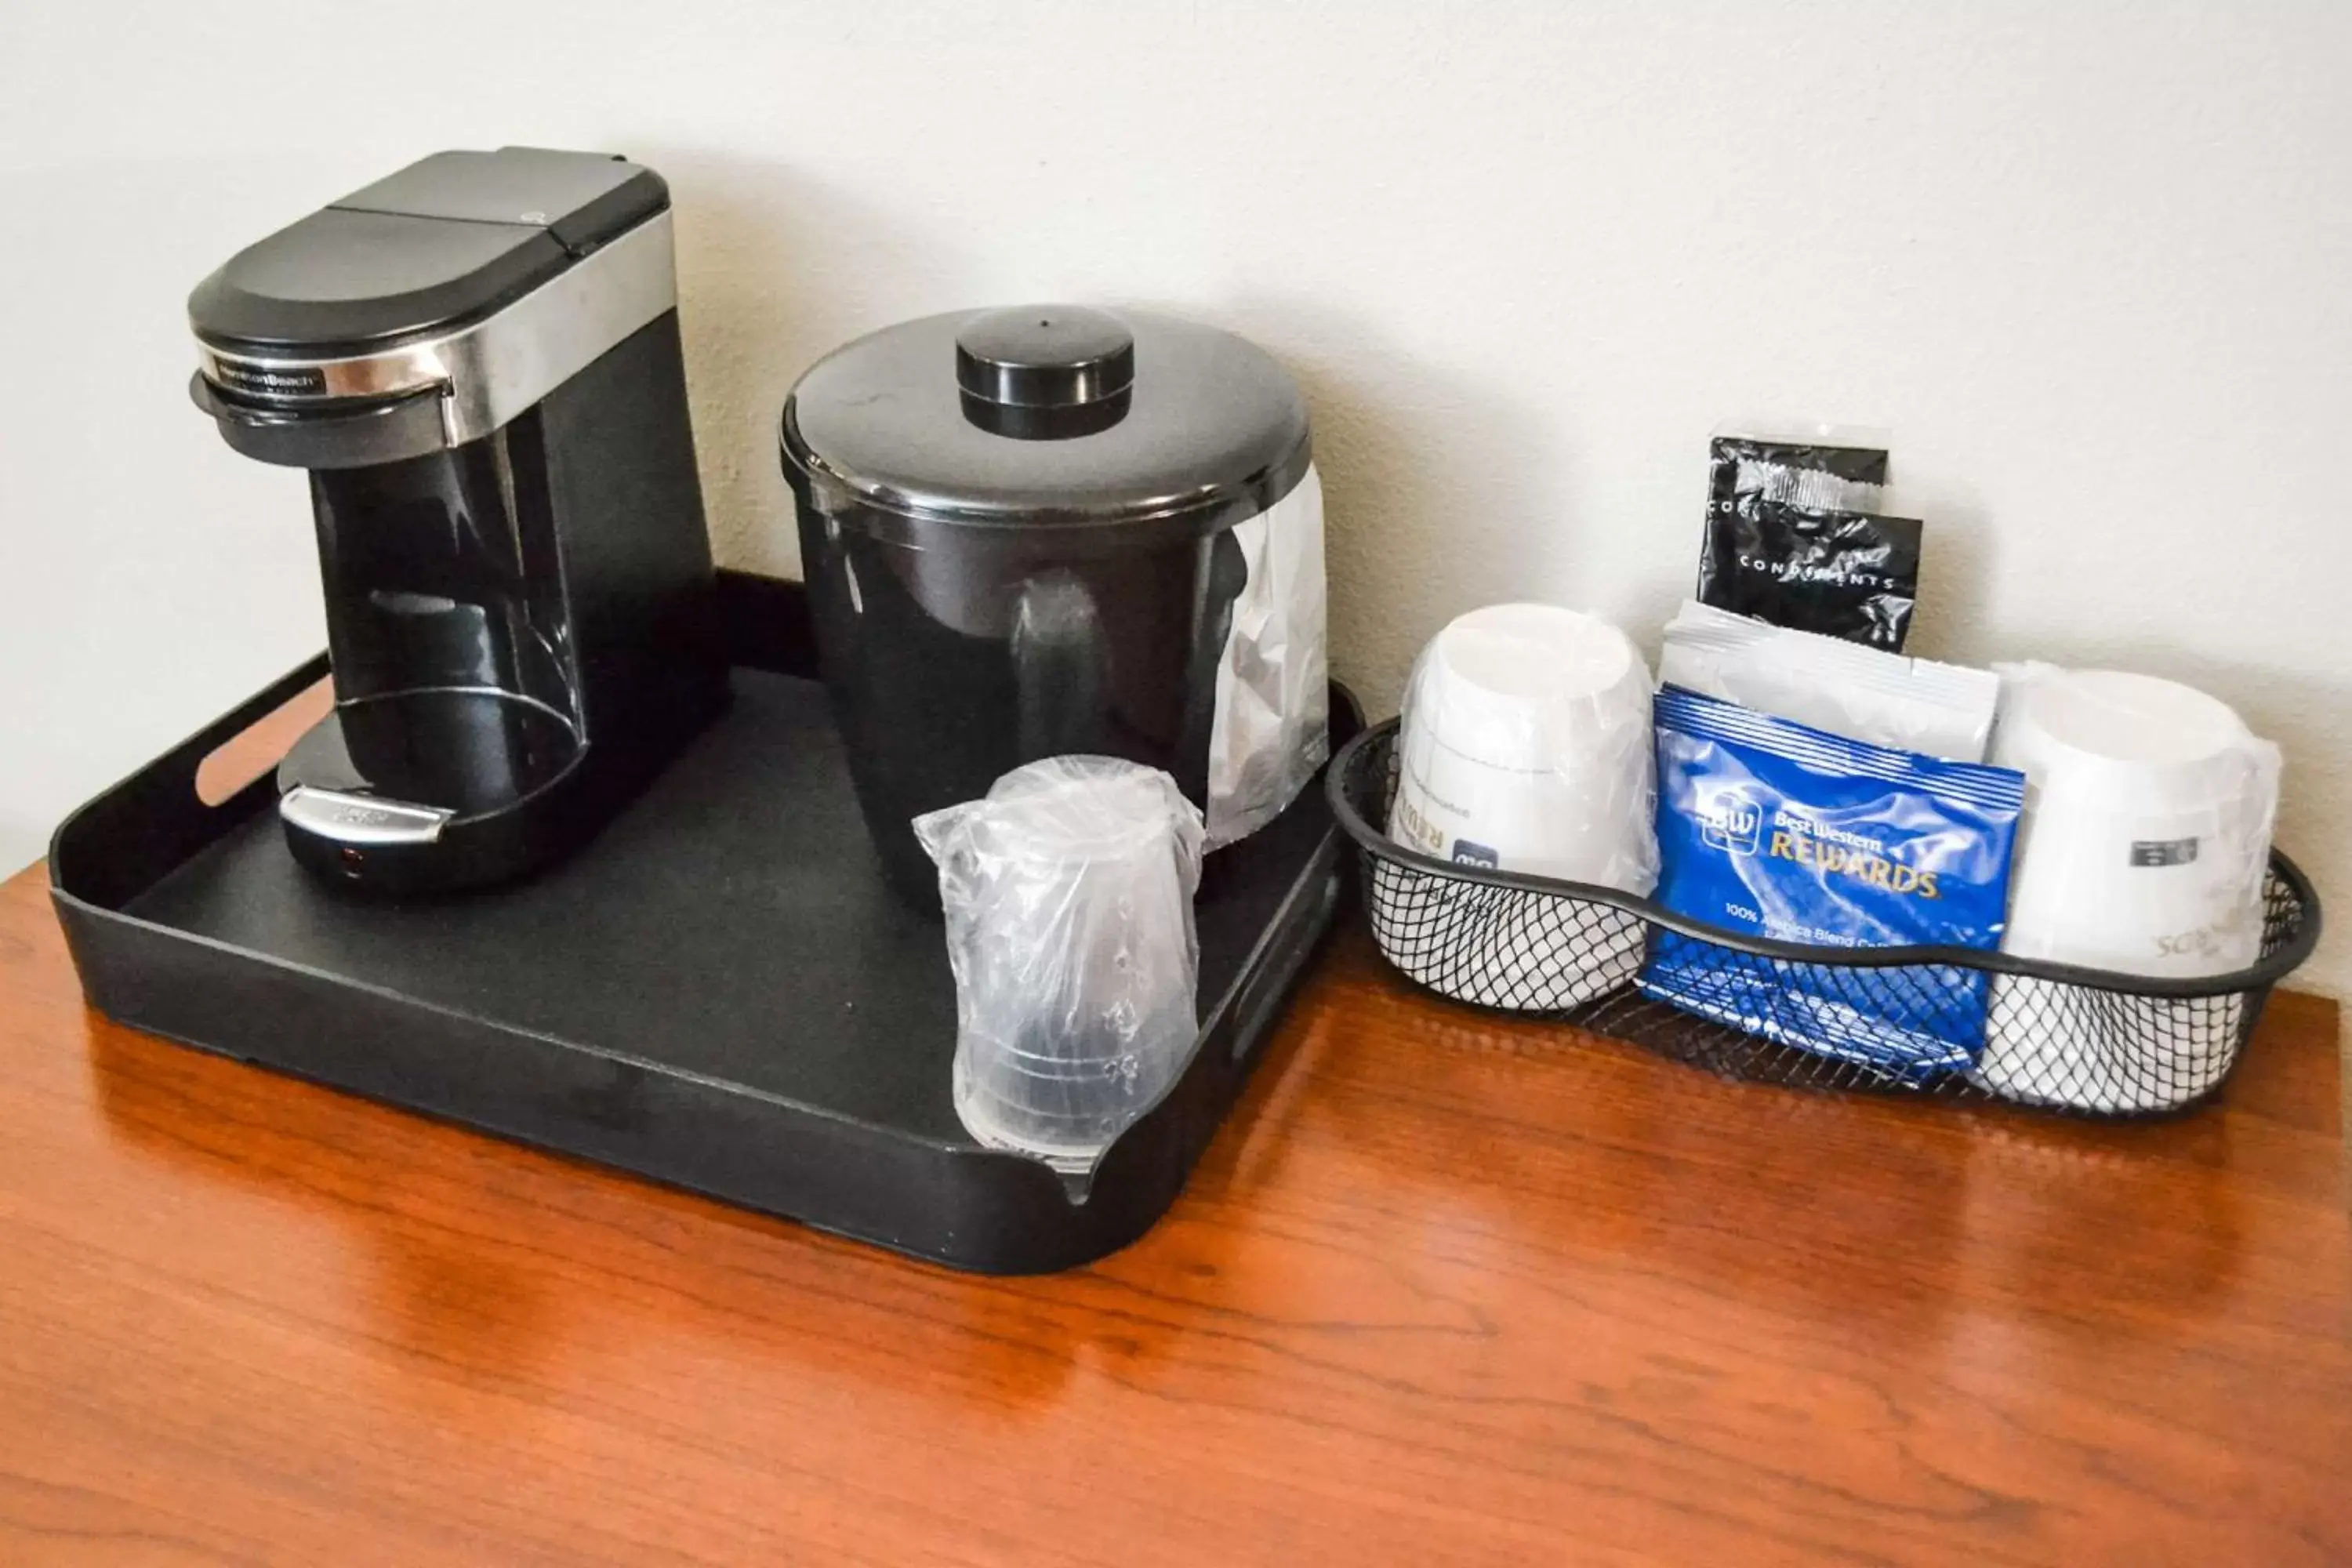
187,147,728,895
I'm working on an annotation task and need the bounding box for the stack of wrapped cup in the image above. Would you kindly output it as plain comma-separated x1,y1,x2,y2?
1385,604,1659,1010
1975,666,2279,1111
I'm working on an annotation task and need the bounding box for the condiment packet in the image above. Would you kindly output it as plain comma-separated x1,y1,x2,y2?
1700,425,1919,651
1641,686,2026,1080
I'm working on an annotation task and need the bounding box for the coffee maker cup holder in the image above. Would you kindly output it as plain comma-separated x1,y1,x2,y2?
51,575,1360,1273
1330,719,2323,1117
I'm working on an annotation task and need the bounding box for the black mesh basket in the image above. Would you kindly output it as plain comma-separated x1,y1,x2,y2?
1329,720,2324,1116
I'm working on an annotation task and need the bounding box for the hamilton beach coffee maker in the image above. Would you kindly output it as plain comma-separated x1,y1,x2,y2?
187,147,727,895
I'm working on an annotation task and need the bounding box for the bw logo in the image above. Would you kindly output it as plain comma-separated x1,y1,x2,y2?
1700,793,1764,856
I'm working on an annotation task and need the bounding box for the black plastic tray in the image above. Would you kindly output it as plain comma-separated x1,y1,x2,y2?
51,575,1356,1273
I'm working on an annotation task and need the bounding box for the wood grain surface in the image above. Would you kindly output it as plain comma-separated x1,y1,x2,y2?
0,862,2345,1566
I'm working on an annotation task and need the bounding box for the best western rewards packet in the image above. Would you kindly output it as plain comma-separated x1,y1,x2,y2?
1642,685,2027,1079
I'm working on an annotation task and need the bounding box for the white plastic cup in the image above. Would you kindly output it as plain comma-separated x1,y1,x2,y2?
1392,604,1657,884
1382,604,1657,1010
1973,669,2278,1109
1994,670,2276,975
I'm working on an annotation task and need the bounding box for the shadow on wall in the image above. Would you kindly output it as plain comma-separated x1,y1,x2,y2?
1148,296,2019,720
1210,296,1580,720
621,147,975,582
1882,471,1997,668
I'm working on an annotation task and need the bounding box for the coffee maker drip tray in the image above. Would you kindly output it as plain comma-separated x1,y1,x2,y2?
49,575,1354,1274
280,688,586,818
270,688,592,891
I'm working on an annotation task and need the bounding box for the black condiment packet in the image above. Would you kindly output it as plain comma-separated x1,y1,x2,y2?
1698,433,1918,652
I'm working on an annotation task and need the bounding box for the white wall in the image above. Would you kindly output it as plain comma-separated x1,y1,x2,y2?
2,1,2347,994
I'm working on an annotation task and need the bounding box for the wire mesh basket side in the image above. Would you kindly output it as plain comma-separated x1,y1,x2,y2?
1334,722,2309,1116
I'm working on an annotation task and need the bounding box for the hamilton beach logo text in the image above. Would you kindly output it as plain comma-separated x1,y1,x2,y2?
212,361,328,397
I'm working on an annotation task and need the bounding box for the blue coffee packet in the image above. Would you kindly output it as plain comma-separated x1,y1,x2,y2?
1642,686,2026,1080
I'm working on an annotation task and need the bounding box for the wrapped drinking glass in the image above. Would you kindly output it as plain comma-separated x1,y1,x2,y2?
914,757,1204,1171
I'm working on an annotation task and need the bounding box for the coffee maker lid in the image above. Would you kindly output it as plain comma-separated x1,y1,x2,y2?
780,307,1311,531
188,147,668,355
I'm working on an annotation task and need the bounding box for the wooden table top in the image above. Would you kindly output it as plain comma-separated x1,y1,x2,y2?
1,861,2345,1566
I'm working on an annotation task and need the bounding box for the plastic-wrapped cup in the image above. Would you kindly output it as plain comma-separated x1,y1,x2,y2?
1383,604,1657,1010
1973,668,2278,1109
915,757,1204,1171
954,991,1200,1167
